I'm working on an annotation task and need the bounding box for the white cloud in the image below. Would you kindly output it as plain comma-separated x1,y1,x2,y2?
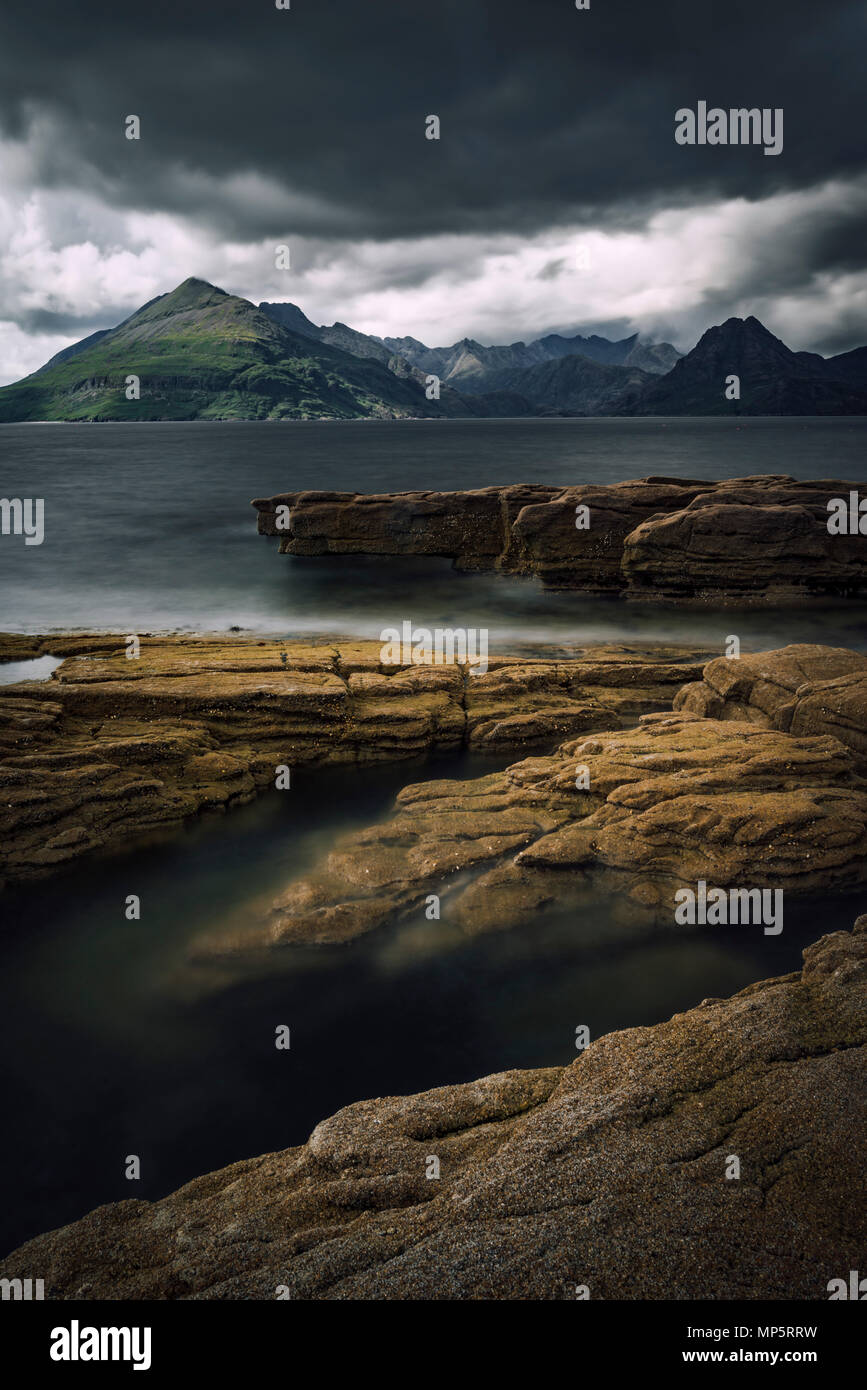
0,320,71,382
0,128,865,384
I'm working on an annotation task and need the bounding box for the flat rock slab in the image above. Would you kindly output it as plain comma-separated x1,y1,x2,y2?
0,635,708,884
4,919,865,1299
265,702,867,945
253,475,867,602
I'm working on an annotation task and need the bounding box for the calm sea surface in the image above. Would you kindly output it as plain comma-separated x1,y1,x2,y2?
1,419,865,1254
1,417,866,647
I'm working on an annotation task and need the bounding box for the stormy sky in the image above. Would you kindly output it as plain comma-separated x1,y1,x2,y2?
0,0,865,383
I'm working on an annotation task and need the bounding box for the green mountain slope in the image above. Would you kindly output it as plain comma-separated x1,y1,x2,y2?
0,279,456,421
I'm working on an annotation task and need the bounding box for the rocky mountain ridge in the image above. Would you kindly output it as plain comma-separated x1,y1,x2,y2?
4,279,865,417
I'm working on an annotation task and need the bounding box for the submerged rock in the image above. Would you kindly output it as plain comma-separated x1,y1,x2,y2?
4,919,865,1299
266,706,867,944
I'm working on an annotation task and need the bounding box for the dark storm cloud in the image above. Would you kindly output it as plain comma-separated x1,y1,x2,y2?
0,0,864,243
14,308,115,336
672,188,867,345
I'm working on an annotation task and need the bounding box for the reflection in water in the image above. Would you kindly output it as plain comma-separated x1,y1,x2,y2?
0,656,63,684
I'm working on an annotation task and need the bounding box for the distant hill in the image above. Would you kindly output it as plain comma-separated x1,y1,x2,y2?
260,304,680,394
475,353,653,415
260,302,395,366
0,280,466,422
2,285,865,419
379,328,681,391
823,344,867,389
635,316,867,415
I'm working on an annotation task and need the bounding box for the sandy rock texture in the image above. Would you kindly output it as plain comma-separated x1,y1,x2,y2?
253,475,867,601
0,635,707,884
266,702,867,944
675,643,867,761
4,918,865,1300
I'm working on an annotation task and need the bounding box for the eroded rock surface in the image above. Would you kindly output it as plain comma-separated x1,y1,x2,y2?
675,643,867,760
0,635,706,884
4,919,865,1300
266,707,867,944
254,475,867,601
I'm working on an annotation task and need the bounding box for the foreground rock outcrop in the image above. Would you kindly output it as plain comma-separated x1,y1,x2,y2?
262,645,867,945
254,475,867,601
4,919,865,1299
265,710,867,945
675,643,867,760
0,635,708,884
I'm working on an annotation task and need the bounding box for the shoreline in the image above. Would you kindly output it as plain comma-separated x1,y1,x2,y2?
2,634,865,939
6,415,867,423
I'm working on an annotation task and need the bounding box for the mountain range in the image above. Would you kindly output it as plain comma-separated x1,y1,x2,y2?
0,277,865,421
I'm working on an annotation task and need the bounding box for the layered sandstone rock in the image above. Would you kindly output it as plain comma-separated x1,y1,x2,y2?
0,635,707,884
622,479,867,599
253,475,867,601
674,643,867,760
5,919,865,1300
265,709,867,944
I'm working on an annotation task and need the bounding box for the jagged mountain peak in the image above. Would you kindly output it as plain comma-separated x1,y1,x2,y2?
148,278,229,311
634,312,867,414
258,301,322,339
